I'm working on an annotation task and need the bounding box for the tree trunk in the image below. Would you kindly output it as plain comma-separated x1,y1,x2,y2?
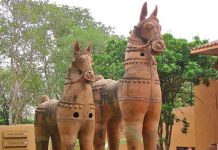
9,95,16,125
164,123,173,150
14,99,26,124
9,82,19,125
14,111,21,124
158,118,164,150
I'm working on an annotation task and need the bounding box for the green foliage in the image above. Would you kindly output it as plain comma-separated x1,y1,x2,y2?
158,33,218,149
93,36,127,80
181,117,190,134
161,102,175,125
0,0,112,124
20,119,34,124
159,33,218,105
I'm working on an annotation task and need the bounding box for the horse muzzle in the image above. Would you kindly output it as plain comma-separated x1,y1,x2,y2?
84,71,95,82
151,40,165,54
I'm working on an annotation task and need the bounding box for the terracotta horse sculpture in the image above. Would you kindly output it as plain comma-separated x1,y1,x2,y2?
57,41,95,150
118,2,165,150
93,2,165,150
34,41,95,150
93,75,122,150
34,95,60,150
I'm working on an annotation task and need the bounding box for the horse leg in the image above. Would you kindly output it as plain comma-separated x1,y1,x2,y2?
79,121,95,150
142,102,161,150
34,126,49,150
107,115,122,150
94,122,107,150
51,125,61,150
94,101,112,150
119,100,148,150
57,121,80,150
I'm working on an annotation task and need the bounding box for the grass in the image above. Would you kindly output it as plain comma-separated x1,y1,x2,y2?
49,138,127,150
74,139,127,150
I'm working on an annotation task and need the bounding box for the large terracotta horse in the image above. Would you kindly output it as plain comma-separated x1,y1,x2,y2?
56,41,95,150
93,2,165,150
34,41,95,150
118,2,165,150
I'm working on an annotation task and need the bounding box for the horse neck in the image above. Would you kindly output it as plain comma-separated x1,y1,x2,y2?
123,32,156,79
66,64,81,82
129,31,144,43
127,31,153,58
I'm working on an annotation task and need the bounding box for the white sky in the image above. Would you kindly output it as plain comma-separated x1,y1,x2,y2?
50,0,218,41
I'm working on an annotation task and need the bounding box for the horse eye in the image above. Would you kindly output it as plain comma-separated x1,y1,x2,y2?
144,23,154,30
79,58,84,62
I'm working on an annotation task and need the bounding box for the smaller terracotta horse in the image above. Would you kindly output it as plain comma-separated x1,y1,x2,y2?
34,41,95,150
57,41,95,150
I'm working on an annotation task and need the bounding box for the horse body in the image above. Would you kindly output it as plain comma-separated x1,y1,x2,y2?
93,76,122,150
118,2,165,150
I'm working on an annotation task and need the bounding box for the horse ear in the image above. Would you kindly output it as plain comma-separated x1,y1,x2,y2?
86,43,91,53
140,2,148,21
74,41,80,56
150,5,158,18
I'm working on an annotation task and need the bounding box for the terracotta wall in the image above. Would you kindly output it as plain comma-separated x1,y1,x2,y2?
0,124,36,150
194,79,218,150
170,79,218,150
170,107,196,150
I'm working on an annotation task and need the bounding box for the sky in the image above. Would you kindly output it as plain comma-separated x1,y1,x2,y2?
50,0,218,42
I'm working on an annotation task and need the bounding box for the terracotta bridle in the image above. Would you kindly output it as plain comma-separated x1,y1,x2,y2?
128,21,165,55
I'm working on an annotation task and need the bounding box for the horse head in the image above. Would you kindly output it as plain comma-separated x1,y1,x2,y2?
133,2,165,54
70,41,95,82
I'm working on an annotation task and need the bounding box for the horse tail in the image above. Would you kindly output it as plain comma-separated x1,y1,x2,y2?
95,75,104,81
40,95,49,104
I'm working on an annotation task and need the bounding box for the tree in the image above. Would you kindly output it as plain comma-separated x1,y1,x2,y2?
157,33,218,150
0,0,112,124
1,0,47,124
93,35,126,80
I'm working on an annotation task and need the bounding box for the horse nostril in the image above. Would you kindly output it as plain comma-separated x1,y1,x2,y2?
157,40,163,46
88,71,94,75
158,42,162,45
